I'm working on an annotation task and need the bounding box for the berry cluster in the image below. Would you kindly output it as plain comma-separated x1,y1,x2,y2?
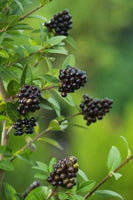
13,117,36,136
44,9,72,36
58,65,87,97
47,156,79,189
17,84,41,115
80,94,113,126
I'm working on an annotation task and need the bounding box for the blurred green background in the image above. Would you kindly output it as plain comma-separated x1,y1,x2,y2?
3,0,133,199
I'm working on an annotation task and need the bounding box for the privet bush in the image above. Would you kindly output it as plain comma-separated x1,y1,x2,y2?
0,0,132,199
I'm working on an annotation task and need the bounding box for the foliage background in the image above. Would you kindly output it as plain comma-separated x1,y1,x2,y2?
2,0,133,199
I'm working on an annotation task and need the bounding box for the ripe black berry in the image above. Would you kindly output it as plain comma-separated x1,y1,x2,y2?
44,9,72,36
17,85,41,115
58,65,87,97
47,156,78,189
13,117,36,136
79,94,113,126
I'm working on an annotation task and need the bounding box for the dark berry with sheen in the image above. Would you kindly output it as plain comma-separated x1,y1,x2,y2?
13,117,36,136
59,65,87,97
47,156,78,188
17,85,41,115
80,94,113,126
44,9,72,36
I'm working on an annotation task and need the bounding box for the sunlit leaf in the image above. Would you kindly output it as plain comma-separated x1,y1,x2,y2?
38,137,63,150
107,146,121,171
0,160,14,171
95,190,124,200
62,54,75,69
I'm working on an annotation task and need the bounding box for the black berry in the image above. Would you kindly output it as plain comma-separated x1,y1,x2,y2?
58,65,87,97
44,9,72,36
79,94,113,126
17,85,41,115
47,156,78,189
13,117,36,136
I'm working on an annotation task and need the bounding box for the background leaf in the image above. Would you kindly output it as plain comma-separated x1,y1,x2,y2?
20,65,33,86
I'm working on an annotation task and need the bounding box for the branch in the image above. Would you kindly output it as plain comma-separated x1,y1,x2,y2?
0,121,11,197
19,4,43,21
0,73,9,102
10,127,50,162
47,186,58,199
84,154,133,199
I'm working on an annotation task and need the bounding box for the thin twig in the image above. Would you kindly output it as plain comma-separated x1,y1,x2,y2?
47,186,58,199
19,5,43,21
10,128,50,162
0,73,9,102
59,112,82,124
41,86,56,91
84,154,133,199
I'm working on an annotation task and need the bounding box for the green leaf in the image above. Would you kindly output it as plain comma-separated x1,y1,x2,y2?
7,15,19,27
120,136,131,157
68,195,77,200
78,169,89,181
95,190,124,200
49,157,57,172
4,183,17,200
0,145,12,156
25,186,50,200
6,102,21,122
0,33,6,44
44,48,68,55
40,23,44,44
62,54,75,69
14,0,24,12
49,119,61,131
39,97,53,110
48,96,61,117
47,36,66,47
20,65,33,85
111,172,122,180
34,172,48,181
0,160,14,171
73,195,84,200
58,190,68,200
77,181,96,195
56,91,75,106
38,137,63,150
66,36,77,49
45,57,53,74
39,0,50,6
7,80,20,96
9,24,33,30
107,146,121,171
0,50,9,59
32,161,49,173
28,15,47,21
39,74,59,85
0,115,10,122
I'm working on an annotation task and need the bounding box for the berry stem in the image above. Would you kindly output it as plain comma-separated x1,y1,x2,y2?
19,4,43,21
0,73,9,102
41,86,56,91
10,127,51,162
59,112,82,124
47,186,58,199
84,154,133,199
0,121,11,197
